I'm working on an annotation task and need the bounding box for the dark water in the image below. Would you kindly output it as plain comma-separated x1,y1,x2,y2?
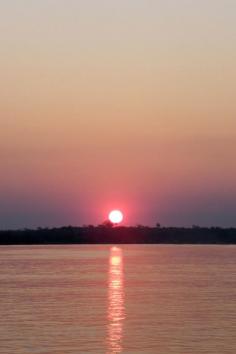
0,245,236,354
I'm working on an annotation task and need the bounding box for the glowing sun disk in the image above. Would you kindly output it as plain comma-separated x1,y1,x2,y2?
109,210,123,224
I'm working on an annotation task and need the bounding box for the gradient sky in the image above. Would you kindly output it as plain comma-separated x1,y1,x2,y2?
1,0,236,228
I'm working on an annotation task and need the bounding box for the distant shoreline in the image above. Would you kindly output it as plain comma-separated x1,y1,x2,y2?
0,226,235,245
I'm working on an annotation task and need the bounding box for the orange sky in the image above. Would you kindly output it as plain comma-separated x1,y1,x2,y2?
1,1,236,228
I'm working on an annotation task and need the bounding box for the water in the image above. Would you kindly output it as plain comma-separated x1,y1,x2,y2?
0,245,236,354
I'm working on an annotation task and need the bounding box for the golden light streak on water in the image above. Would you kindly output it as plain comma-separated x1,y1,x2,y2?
107,247,125,354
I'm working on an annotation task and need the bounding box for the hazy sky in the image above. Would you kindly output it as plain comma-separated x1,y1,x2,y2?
1,0,236,228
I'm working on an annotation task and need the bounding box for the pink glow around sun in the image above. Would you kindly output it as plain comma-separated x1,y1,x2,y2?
108,210,123,224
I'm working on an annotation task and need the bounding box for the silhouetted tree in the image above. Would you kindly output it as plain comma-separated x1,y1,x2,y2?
99,220,114,228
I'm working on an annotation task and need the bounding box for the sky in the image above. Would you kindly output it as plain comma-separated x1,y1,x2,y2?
1,0,236,229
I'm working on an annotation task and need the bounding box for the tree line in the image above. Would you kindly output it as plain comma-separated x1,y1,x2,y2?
0,225,235,244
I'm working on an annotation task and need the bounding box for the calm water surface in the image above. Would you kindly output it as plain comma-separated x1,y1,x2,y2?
0,245,236,354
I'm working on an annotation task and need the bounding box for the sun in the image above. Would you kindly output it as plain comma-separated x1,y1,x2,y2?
108,210,123,224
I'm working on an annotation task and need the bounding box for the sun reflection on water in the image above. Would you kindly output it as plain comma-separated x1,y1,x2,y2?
107,247,125,354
